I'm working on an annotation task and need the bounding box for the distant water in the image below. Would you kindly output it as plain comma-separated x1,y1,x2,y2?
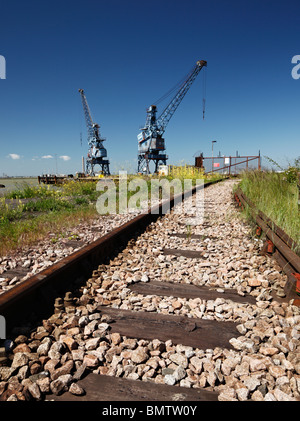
0,178,40,196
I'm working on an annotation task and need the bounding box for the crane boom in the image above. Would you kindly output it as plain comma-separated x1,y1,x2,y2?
137,60,207,174
157,60,207,133
79,89,110,176
79,88,96,143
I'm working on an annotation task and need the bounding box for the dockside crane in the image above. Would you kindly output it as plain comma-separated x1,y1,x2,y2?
79,89,110,176
137,60,207,174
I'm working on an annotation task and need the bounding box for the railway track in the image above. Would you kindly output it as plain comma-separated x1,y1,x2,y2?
0,178,299,402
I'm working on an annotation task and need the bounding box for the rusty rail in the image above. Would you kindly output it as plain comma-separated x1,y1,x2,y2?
234,188,300,302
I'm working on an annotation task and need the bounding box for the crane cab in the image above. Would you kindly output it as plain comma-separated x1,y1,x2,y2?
138,133,165,154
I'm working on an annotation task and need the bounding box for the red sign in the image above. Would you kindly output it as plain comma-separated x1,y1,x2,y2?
213,163,220,167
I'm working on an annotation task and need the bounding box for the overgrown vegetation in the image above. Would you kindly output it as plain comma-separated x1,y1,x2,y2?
167,164,223,184
237,157,300,249
0,181,99,256
0,206,97,256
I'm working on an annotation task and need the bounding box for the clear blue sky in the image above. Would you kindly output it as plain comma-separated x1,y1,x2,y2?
0,0,299,176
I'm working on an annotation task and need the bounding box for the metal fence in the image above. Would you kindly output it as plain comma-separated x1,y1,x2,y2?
195,153,261,175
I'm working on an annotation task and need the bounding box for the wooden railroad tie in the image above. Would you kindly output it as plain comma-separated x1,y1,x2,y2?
96,306,239,350
49,372,219,402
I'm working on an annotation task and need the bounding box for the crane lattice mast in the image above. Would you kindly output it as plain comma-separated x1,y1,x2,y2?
79,89,110,176
137,60,207,174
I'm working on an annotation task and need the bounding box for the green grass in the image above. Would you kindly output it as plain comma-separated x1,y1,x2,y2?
22,197,76,212
0,198,24,224
0,206,98,256
237,169,300,250
5,182,59,199
0,181,99,256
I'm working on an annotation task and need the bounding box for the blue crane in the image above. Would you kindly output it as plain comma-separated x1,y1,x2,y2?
137,60,207,174
79,89,110,176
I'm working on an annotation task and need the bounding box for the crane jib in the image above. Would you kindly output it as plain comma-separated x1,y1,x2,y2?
157,60,207,133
